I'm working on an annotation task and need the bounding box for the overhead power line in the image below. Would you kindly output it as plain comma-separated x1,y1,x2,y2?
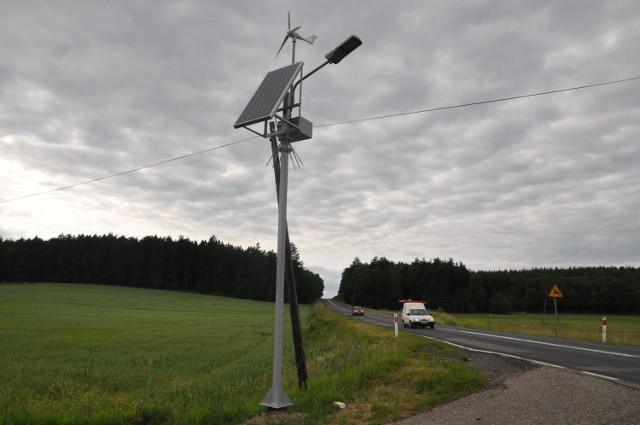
0,136,258,204
2,76,639,204
316,76,640,127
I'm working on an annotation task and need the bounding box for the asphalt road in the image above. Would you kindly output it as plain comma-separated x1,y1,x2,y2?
323,299,640,389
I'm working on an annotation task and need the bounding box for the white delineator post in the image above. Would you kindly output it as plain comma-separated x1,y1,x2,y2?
602,316,607,343
394,314,399,338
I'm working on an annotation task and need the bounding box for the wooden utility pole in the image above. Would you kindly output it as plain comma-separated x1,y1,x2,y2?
270,131,308,389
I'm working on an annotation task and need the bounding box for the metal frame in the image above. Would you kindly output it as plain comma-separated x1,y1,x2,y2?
234,62,305,140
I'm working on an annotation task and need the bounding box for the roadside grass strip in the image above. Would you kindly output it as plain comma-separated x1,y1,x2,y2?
0,284,486,424
285,302,486,424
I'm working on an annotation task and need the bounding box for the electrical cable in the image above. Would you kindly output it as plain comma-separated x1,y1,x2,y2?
1,76,639,204
316,76,640,127
0,136,259,204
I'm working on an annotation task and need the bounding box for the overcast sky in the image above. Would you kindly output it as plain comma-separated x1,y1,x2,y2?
2,1,639,297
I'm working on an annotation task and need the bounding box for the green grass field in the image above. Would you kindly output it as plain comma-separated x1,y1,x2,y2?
0,284,485,424
435,311,640,346
0,283,286,424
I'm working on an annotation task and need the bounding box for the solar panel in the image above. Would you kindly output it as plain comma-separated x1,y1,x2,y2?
234,62,303,129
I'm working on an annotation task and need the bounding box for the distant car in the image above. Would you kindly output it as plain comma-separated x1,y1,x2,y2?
352,306,365,316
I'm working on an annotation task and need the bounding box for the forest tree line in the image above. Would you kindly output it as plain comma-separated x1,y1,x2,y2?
0,234,324,303
338,257,640,314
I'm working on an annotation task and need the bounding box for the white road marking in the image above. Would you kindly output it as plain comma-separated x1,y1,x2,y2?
529,360,567,369
449,329,640,359
581,371,620,381
421,335,627,384
420,334,562,366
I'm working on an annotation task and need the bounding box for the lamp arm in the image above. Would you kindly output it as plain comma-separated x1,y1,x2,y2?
292,60,330,93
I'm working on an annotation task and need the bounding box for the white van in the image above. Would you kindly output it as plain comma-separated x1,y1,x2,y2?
402,302,435,329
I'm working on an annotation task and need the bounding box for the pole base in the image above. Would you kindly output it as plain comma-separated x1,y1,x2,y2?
260,385,292,409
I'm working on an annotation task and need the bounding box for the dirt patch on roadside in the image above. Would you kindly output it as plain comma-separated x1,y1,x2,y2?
461,351,538,388
390,351,640,425
241,410,306,425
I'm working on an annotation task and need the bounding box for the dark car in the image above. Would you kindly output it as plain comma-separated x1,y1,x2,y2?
352,306,365,316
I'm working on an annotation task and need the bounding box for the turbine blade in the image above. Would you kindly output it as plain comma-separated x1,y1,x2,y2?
276,35,288,57
288,11,290,30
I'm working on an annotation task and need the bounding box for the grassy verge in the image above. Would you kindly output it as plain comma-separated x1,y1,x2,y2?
0,284,486,424
435,311,640,347
283,303,486,424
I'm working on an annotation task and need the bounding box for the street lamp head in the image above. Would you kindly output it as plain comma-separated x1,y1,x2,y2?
324,35,362,64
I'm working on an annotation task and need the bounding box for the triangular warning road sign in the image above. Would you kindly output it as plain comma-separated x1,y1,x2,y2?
548,284,563,298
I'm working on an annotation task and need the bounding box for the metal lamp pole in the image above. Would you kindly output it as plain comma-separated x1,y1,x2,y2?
260,136,292,408
261,39,297,410
242,34,362,410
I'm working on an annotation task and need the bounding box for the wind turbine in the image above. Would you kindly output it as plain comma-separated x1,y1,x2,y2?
276,12,317,58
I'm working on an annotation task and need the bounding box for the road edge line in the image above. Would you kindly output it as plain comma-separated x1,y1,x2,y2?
581,371,620,381
419,335,634,386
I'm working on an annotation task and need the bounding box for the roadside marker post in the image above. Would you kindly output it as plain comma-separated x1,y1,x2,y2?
553,298,558,336
548,284,563,337
603,316,607,343
394,314,399,338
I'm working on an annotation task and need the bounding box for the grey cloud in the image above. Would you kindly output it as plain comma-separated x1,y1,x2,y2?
2,0,639,297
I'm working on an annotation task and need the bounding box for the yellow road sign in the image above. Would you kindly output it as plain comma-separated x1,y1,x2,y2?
549,284,563,298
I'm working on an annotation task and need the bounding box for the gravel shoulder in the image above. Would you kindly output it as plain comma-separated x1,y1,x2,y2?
391,351,640,424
